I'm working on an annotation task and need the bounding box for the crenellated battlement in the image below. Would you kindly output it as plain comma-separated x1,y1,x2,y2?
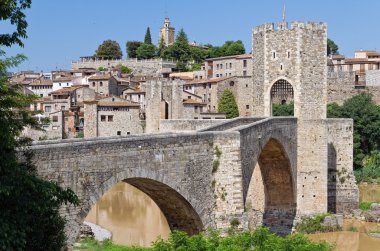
253,21,327,34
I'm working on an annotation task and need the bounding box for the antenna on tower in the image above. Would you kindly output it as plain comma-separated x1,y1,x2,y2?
164,0,168,18
282,2,286,22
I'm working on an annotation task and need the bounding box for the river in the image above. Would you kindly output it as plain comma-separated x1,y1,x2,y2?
85,182,170,247
85,182,380,249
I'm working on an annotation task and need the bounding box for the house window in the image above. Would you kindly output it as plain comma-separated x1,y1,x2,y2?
40,94,43,97
273,52,276,59
203,84,206,89
61,106,65,111
44,106,51,112
246,105,250,109
217,64,219,70
113,107,119,111
92,82,95,87
243,70,247,76
230,81,235,87
101,115,106,121
288,51,291,58
226,63,228,68
117,131,121,136
59,83,61,86
200,76,203,79
243,60,247,67
194,106,198,112
188,96,191,99
52,116,58,122
230,62,232,68
108,115,113,122
127,132,130,135
208,83,211,88
220,64,223,69
100,81,103,87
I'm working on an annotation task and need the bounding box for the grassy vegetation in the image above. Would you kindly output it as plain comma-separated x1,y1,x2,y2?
78,227,332,251
359,201,373,211
295,214,341,234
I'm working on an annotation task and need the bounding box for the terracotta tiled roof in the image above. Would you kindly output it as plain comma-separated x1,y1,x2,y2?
53,77,73,82
30,79,53,85
50,86,83,95
88,75,112,80
97,101,140,107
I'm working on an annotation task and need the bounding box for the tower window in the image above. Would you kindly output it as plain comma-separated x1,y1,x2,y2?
273,52,276,59
288,51,291,58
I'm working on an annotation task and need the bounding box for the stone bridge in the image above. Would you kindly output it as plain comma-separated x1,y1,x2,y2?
30,117,358,245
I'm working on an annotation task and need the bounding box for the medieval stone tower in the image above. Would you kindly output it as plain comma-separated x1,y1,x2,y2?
251,21,330,216
159,17,175,46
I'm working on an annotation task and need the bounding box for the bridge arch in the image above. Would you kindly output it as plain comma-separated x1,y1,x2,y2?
78,168,206,241
246,137,297,235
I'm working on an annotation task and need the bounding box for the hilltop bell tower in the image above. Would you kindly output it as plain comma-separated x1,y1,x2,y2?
252,21,329,215
159,17,175,46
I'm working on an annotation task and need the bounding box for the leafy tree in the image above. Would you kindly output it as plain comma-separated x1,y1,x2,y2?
327,93,380,168
136,43,156,59
120,65,133,74
218,89,239,119
225,40,245,56
97,66,107,71
0,2,79,250
157,37,166,58
144,27,152,45
327,38,339,56
167,29,192,62
95,40,123,59
0,0,32,47
272,102,294,116
126,41,142,58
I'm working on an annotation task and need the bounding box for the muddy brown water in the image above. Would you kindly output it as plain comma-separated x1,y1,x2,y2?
85,182,170,247
86,182,380,249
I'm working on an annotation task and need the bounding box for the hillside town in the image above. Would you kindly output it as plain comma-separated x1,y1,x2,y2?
11,17,380,141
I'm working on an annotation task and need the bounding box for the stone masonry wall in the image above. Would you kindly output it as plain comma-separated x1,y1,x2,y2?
160,119,228,132
328,72,380,105
71,58,176,76
326,119,359,214
30,131,246,246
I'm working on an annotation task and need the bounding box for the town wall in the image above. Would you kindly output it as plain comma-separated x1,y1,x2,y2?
71,58,176,76
327,72,380,105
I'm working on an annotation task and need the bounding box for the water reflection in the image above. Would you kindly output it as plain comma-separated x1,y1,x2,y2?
85,182,171,247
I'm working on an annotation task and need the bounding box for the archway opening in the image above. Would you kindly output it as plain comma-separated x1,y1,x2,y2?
246,139,296,235
84,178,203,247
270,79,294,117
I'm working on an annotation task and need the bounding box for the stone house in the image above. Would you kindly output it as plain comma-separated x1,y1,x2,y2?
52,76,73,92
88,75,118,96
84,96,143,138
205,54,252,78
28,79,53,98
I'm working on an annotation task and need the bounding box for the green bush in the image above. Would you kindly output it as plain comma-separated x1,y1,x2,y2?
79,227,332,251
359,201,372,211
355,151,380,183
295,213,341,234
272,102,294,116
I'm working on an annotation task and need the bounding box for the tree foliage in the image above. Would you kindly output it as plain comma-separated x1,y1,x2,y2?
327,93,380,169
207,40,246,58
162,28,192,62
218,89,239,119
0,2,79,250
327,38,339,56
95,40,123,59
126,41,142,58
272,102,294,116
355,151,380,183
0,0,32,47
136,43,156,59
144,27,152,45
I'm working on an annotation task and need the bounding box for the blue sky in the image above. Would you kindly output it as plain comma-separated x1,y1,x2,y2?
2,0,380,72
